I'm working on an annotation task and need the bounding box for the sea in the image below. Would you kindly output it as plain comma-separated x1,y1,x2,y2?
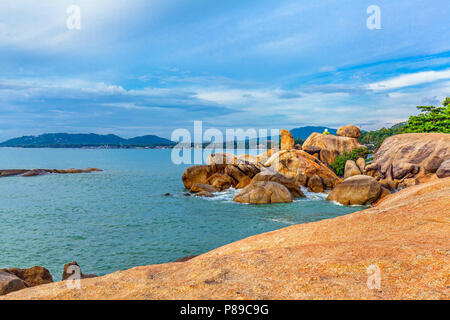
0,148,363,279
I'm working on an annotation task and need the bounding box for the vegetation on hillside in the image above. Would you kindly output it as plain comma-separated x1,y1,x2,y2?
358,97,450,149
330,148,371,177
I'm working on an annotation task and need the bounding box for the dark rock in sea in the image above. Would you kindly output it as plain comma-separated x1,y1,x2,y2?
0,266,53,287
183,193,191,197
0,270,27,296
0,169,29,177
62,261,97,281
194,191,214,197
164,193,171,196
173,255,199,263
21,169,49,177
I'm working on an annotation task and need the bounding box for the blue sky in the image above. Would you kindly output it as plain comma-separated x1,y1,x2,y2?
0,0,449,140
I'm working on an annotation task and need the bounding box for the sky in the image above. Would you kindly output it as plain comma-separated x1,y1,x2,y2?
0,0,449,141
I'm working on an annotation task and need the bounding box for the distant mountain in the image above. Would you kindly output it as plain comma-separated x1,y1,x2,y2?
290,126,337,140
0,133,175,148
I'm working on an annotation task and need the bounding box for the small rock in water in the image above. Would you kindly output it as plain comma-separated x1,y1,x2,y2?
183,193,191,197
194,191,214,197
164,193,171,196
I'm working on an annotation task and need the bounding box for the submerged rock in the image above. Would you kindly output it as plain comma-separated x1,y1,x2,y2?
194,191,214,198
190,183,220,193
233,181,293,204
327,175,382,205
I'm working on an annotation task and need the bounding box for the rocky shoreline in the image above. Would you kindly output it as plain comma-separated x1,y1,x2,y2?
0,168,102,177
1,177,448,299
1,127,449,299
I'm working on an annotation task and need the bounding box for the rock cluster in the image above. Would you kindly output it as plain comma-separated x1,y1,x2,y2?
302,130,364,165
0,168,103,177
365,133,450,190
4,178,448,300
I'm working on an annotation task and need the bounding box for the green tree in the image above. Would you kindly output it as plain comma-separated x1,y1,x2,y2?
404,99,450,133
330,148,370,177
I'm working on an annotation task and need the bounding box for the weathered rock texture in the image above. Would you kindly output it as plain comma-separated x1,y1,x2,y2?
264,150,341,190
3,178,449,300
0,266,53,287
250,170,305,198
344,160,362,179
302,132,364,165
327,175,382,205
233,181,293,204
0,271,26,296
280,129,295,151
337,125,361,138
436,160,450,178
365,133,450,189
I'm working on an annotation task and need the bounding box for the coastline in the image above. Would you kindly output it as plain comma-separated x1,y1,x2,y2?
2,177,449,300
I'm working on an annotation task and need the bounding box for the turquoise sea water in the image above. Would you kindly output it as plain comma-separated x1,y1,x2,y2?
0,148,362,280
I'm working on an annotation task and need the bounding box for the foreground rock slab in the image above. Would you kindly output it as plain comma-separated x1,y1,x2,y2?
3,178,449,300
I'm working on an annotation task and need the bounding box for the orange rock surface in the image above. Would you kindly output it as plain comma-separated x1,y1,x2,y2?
2,178,449,300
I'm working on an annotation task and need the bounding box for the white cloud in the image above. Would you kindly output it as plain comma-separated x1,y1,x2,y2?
367,69,450,91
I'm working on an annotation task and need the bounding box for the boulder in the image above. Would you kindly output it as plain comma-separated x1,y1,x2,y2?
344,160,361,179
195,191,214,197
233,181,293,204
356,157,366,173
264,150,341,189
182,163,260,190
337,125,361,138
436,160,450,178
251,170,305,198
84,168,103,172
0,266,53,287
62,262,97,281
307,174,324,193
0,169,29,177
280,129,295,150
0,270,26,296
190,183,220,193
21,169,49,177
365,133,450,189
302,132,364,165
206,173,235,190
327,175,382,205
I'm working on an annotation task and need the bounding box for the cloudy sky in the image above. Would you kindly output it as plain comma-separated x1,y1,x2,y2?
1,0,449,140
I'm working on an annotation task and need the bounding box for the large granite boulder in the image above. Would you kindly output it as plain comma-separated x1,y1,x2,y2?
264,150,341,190
307,174,324,193
0,271,26,296
337,125,361,138
302,132,364,165
0,266,53,287
344,160,361,179
206,173,235,190
365,133,450,189
327,175,382,205
356,157,366,173
280,129,295,150
436,160,450,178
233,181,293,204
182,163,260,190
190,183,220,193
251,170,305,198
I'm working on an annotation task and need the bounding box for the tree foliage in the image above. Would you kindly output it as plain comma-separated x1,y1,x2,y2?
330,148,370,177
